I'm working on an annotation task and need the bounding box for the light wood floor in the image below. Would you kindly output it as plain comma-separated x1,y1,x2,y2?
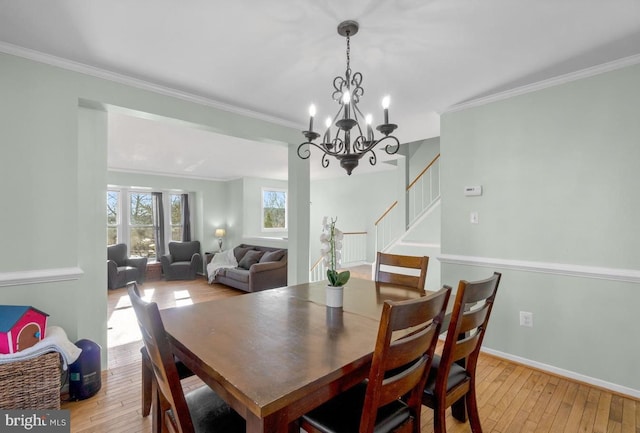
62,275,639,433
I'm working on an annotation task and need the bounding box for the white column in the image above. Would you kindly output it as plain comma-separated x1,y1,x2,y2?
287,144,310,284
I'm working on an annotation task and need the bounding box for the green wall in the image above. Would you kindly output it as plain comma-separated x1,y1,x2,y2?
310,168,400,263
0,51,300,363
440,63,640,395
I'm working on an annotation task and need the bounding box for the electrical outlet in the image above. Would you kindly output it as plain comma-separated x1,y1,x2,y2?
519,311,533,327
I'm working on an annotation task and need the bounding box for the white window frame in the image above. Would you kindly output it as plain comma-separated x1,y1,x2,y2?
261,187,288,232
169,193,184,242
128,190,155,258
107,189,122,245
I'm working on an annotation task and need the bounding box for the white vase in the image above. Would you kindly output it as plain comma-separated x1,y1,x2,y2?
326,285,344,308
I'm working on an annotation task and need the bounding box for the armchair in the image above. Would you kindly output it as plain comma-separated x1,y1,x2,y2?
160,241,202,280
107,243,148,290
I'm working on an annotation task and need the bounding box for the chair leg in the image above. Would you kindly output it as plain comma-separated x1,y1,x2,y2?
152,379,165,433
451,396,467,422
466,384,483,433
434,403,448,433
141,354,152,417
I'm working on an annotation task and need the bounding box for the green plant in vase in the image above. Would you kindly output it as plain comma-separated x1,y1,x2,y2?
321,216,350,287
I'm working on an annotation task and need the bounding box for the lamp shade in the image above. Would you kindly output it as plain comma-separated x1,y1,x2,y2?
215,229,226,238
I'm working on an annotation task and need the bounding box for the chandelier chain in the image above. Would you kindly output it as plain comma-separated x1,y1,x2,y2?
346,31,351,72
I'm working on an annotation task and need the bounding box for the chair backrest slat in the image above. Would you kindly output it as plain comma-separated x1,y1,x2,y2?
375,252,429,291
451,331,482,363
459,303,491,334
359,286,451,433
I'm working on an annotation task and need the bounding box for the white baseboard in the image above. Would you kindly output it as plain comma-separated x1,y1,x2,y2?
481,347,640,400
0,267,84,288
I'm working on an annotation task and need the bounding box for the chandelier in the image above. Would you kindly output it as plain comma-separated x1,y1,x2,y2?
297,20,400,175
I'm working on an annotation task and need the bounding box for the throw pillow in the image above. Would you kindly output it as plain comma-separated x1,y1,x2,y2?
238,250,264,270
259,249,285,263
233,246,253,263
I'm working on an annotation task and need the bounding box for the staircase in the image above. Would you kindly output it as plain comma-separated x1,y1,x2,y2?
375,153,441,252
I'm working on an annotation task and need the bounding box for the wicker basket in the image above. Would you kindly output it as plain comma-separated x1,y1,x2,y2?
0,352,61,409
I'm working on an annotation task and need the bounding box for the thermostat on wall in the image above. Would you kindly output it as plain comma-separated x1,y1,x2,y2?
464,186,482,196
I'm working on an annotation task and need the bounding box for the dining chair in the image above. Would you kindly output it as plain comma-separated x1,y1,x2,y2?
127,284,245,433
422,272,502,433
375,252,429,291
300,286,451,433
129,282,195,422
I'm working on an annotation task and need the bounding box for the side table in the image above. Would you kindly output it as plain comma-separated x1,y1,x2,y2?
146,262,162,281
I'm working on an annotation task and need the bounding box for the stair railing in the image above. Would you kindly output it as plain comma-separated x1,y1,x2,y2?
375,153,441,251
407,153,440,226
374,201,400,254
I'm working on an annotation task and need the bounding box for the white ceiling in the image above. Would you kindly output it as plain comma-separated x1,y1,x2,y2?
1,0,639,180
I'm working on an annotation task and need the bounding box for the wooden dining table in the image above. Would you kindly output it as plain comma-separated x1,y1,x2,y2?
160,278,436,433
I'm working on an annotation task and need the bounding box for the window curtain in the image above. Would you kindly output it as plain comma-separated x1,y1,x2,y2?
181,193,191,241
152,192,165,257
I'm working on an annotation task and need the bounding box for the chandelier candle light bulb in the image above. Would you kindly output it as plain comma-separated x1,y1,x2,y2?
324,117,332,143
382,95,390,124
308,104,316,132
366,114,373,141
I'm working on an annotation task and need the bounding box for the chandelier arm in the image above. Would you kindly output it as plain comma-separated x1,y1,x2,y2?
299,137,349,160
322,138,346,156
296,141,314,160
380,135,401,155
321,153,331,168
298,140,348,159
352,135,369,153
368,149,378,167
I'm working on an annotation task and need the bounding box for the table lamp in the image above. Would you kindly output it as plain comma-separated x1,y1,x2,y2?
215,229,226,251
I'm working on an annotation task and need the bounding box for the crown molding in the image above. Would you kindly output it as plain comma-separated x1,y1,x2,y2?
107,167,241,183
444,54,640,113
0,41,300,129
0,267,84,288
438,254,640,284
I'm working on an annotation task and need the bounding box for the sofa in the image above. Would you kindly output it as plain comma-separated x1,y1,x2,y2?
208,244,287,292
107,243,148,289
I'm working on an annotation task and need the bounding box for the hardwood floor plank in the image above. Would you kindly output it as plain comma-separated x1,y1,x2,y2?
564,384,589,433
622,398,637,433
593,392,613,433
534,379,571,433
492,369,535,432
577,387,601,433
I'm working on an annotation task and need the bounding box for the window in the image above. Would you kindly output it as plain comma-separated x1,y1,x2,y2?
170,194,183,241
129,192,155,258
107,190,119,245
106,188,191,258
262,188,287,230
